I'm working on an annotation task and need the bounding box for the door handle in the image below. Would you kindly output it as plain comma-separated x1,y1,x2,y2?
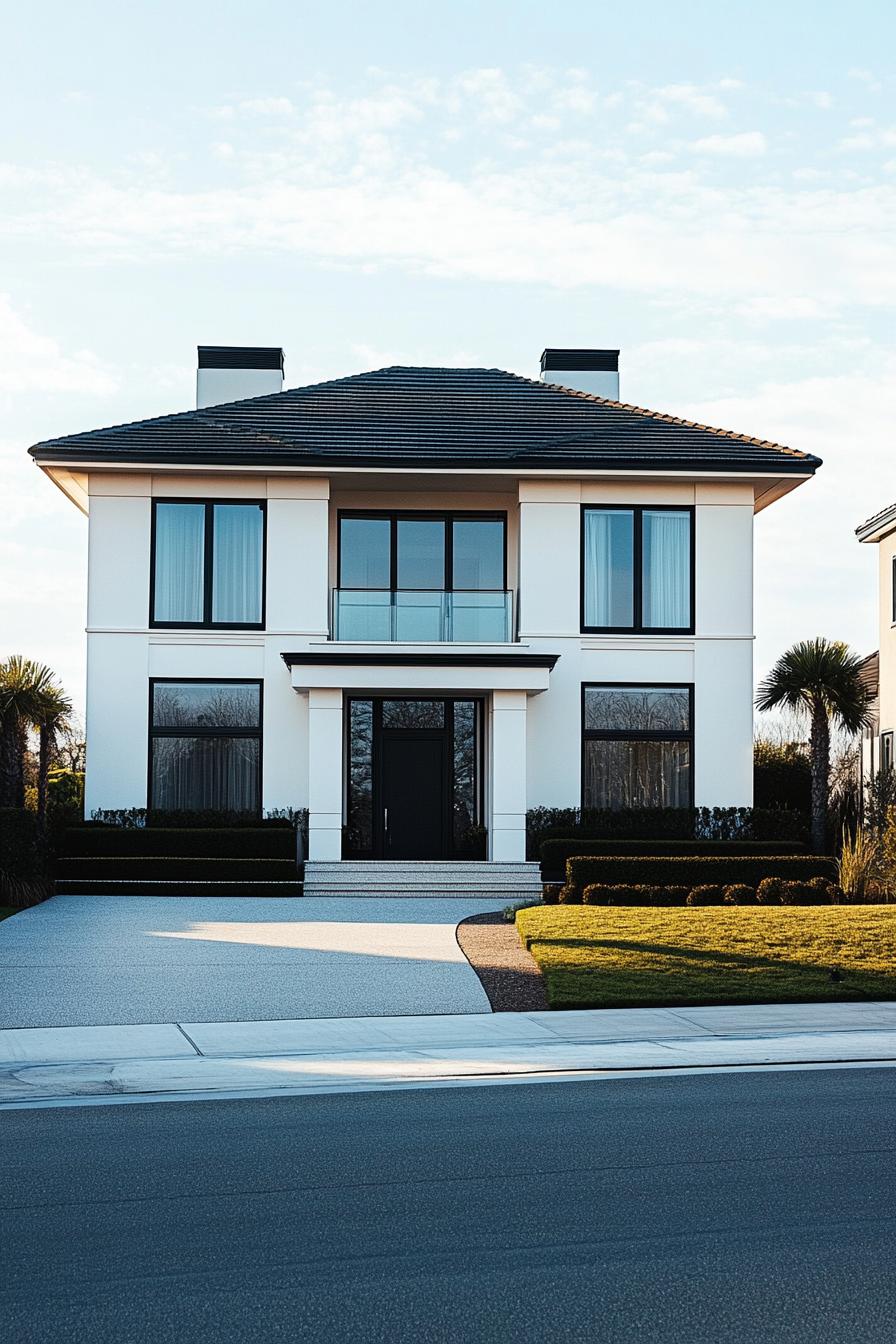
384,808,389,832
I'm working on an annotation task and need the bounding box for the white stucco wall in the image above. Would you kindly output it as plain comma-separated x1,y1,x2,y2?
81,468,756,827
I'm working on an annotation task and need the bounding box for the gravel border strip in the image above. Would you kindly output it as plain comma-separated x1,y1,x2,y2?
456,911,549,1012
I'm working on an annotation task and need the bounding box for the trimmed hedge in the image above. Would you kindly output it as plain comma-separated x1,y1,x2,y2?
526,805,808,857
62,827,297,859
541,838,803,875
566,854,834,896
574,878,842,907
55,857,298,881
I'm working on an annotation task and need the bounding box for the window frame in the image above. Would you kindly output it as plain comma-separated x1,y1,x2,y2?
580,503,695,636
337,511,508,593
149,498,267,630
882,730,894,776
147,677,264,817
580,680,695,810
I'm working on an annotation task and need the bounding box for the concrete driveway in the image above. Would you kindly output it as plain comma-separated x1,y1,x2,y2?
0,895,508,1028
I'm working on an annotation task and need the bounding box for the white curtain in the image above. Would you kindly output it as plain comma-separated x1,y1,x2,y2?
151,737,259,812
642,510,689,629
154,503,205,622
212,505,263,624
584,509,632,627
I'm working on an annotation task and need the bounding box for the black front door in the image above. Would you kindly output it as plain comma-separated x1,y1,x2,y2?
380,733,446,859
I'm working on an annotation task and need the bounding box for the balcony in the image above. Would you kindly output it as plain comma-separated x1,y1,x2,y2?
332,589,514,643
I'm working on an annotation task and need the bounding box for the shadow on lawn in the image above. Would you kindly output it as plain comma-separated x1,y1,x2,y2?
525,935,896,983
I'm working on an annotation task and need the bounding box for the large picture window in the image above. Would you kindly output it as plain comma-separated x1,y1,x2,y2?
149,680,262,815
582,505,693,633
336,512,509,642
151,500,265,628
582,684,692,810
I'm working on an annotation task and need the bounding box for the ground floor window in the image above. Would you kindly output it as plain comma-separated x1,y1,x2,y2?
582,683,692,809
149,679,262,814
345,697,483,859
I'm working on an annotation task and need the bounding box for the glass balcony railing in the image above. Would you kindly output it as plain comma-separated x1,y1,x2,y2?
332,589,514,643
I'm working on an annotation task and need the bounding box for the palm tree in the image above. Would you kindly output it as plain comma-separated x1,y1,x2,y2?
756,638,875,853
0,656,57,809
33,683,73,832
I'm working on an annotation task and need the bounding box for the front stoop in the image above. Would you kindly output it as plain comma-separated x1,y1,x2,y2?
302,860,542,899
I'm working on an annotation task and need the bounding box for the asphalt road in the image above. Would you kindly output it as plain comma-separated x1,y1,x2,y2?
3,1068,896,1342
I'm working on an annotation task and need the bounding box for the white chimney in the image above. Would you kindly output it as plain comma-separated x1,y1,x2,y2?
540,348,620,401
196,345,284,409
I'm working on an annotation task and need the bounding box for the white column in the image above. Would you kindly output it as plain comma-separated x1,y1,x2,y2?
307,687,343,860
490,690,528,861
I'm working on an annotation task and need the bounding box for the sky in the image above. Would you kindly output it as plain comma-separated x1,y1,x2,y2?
2,0,895,715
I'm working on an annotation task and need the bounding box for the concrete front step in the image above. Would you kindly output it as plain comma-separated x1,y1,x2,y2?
303,860,542,899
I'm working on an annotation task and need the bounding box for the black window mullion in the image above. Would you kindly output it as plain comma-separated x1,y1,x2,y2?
634,508,643,631
204,503,215,624
445,517,453,592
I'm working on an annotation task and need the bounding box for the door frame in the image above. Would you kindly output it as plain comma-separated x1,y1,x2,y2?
344,695,485,860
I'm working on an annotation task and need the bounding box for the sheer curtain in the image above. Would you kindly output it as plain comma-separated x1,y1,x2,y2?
642,510,690,628
584,509,633,627
212,505,263,623
154,503,205,622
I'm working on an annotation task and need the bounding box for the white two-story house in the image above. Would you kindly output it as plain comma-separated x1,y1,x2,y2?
30,346,820,864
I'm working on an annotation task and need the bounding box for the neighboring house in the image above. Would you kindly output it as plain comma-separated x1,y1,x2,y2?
29,346,820,863
855,499,896,781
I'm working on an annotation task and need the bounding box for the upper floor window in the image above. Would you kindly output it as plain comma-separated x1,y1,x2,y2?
338,513,506,591
582,505,693,634
151,500,265,628
335,512,509,643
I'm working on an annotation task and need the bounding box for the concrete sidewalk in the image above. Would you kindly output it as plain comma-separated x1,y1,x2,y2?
3,1001,896,1107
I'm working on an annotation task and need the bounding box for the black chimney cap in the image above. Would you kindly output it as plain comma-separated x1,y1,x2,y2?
540,348,619,373
198,346,284,371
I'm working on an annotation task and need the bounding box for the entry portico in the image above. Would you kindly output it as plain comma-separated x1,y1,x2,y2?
285,650,557,862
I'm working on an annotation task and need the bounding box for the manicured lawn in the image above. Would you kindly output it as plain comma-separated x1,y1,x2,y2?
516,905,896,1010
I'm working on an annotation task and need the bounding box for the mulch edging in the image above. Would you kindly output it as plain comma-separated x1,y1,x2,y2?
456,912,549,1012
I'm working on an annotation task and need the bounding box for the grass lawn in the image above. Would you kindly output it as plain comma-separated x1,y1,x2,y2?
516,905,896,1010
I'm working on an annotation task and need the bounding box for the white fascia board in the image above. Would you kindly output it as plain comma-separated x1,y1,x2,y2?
288,660,552,694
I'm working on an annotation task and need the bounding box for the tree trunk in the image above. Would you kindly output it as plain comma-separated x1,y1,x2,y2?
37,723,50,835
809,699,830,854
0,711,22,809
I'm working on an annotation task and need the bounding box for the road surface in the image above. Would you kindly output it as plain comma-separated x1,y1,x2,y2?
3,1067,895,1341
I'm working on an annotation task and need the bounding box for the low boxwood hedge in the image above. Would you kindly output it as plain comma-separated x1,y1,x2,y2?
575,878,842,907
0,808,39,880
540,838,803,875
61,827,297,859
566,854,833,896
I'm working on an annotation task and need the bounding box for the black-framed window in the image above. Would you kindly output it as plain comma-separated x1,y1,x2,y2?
151,500,266,628
582,683,693,809
582,505,693,634
149,679,262,815
883,731,894,776
338,512,506,592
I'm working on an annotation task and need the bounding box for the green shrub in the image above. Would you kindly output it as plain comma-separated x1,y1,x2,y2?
542,883,562,905
558,884,581,904
581,884,690,906
687,884,725,906
566,854,833,897
540,838,803,875
723,884,756,905
527,805,808,858
756,877,784,904
0,808,39,879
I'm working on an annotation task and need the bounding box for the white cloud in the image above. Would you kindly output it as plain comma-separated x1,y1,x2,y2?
848,68,882,93
0,295,117,396
692,130,767,157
